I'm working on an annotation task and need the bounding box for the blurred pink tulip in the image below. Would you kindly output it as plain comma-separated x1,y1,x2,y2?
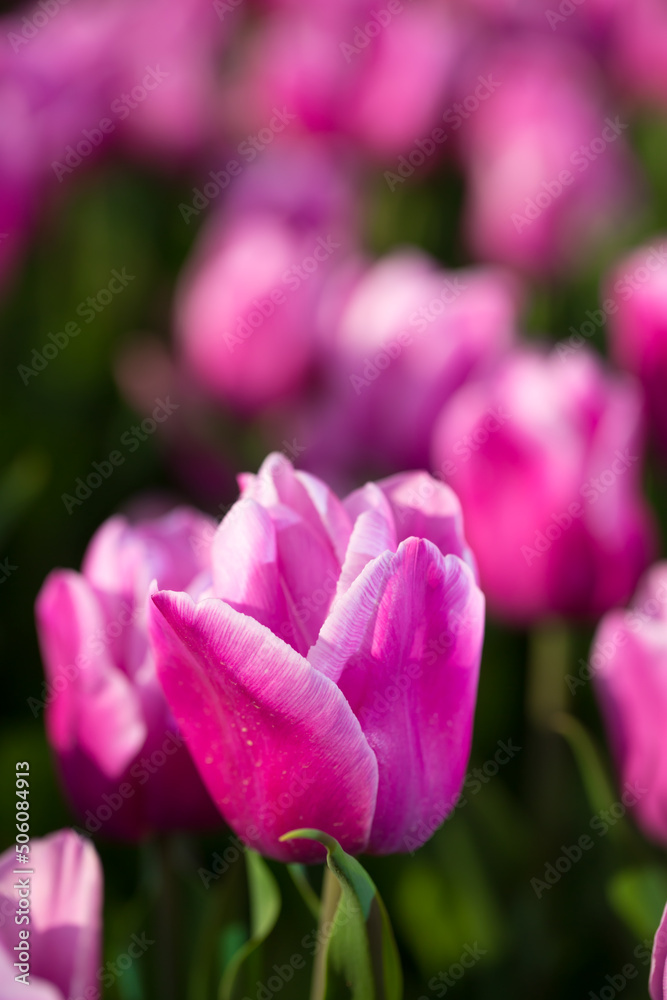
109,0,225,162
458,38,637,275
593,563,667,847
0,830,102,999
149,453,483,862
225,0,461,159
604,239,667,453
431,347,655,622
35,508,220,839
175,214,340,413
610,0,667,108
221,140,359,244
299,249,519,482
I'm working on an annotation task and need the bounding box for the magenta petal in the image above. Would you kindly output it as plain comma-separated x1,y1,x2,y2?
337,483,397,597
35,571,147,777
374,471,477,574
239,452,352,563
149,590,378,861
0,950,61,1000
211,498,291,636
0,831,102,1000
593,609,667,843
309,538,484,854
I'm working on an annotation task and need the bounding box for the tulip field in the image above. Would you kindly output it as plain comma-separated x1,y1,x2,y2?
2,1,667,998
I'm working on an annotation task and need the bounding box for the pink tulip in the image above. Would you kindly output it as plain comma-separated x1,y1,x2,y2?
300,250,519,481
109,0,225,163
610,0,667,108
221,140,359,246
431,347,655,623
604,239,667,453
149,453,484,862
651,901,667,1000
225,0,461,159
35,508,220,839
0,830,102,999
175,213,339,413
458,37,636,275
593,562,667,846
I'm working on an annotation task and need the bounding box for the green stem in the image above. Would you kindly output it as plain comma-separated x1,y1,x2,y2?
526,619,572,830
310,866,342,1000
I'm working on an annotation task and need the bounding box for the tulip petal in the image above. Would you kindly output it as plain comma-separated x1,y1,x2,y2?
337,484,397,598
0,831,102,1000
373,471,477,573
211,498,291,637
35,571,147,778
212,495,340,653
239,452,351,563
308,538,484,854
150,590,378,861
594,610,667,843
0,951,61,1000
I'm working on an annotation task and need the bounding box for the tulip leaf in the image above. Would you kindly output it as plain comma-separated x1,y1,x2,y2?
281,829,402,1000
220,850,281,1000
551,712,617,815
607,867,667,941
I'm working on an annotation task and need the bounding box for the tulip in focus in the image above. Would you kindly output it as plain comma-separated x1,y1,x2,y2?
604,239,667,453
593,562,667,846
0,830,102,998
149,453,484,862
431,347,655,622
35,507,220,839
